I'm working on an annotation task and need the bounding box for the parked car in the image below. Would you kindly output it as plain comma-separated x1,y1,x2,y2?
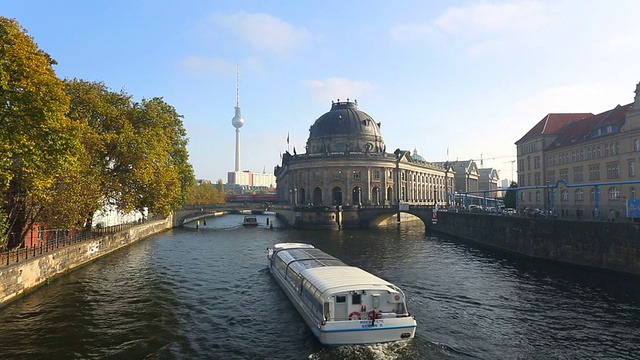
524,208,546,218
504,208,516,216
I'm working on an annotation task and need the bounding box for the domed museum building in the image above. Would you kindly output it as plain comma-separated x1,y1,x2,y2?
274,100,453,228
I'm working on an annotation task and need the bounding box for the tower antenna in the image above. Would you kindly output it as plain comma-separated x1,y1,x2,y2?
236,64,240,107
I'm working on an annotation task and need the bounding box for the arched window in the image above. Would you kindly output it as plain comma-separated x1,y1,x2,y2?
298,188,306,205
313,187,323,206
352,187,362,205
371,187,380,205
386,187,393,204
332,187,343,205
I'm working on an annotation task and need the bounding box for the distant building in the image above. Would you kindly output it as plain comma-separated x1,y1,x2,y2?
478,168,500,195
515,80,640,218
275,100,453,207
447,160,480,193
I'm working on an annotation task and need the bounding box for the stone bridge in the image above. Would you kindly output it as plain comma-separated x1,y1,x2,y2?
354,205,437,228
173,204,258,226
173,204,436,229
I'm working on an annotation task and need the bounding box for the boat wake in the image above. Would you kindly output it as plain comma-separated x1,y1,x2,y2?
309,341,415,360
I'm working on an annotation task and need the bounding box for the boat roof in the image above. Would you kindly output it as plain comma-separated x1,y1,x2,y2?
302,266,397,298
272,242,314,250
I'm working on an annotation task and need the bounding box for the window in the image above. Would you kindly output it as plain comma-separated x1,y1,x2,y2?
635,139,640,152
606,163,619,179
534,156,540,169
561,189,569,201
336,295,346,303
527,156,531,170
313,170,321,180
352,294,361,304
535,191,540,202
609,187,620,200
352,171,361,180
631,187,637,199
388,170,393,179
559,169,568,180
573,167,583,182
534,173,541,186
630,161,636,177
589,165,600,180
590,188,595,201
575,189,584,201
333,170,342,180
528,192,532,202
547,171,555,183
372,170,380,180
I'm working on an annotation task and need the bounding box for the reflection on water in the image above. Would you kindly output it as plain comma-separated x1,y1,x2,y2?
0,215,638,359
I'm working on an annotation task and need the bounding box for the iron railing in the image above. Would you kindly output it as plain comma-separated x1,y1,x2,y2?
0,222,143,267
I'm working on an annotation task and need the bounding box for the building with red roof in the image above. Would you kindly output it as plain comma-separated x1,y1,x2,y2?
515,81,640,218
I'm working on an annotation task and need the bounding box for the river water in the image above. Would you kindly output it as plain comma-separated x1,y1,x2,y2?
0,214,639,360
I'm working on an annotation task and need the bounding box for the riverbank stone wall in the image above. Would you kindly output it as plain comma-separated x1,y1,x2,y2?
0,217,172,308
431,212,640,276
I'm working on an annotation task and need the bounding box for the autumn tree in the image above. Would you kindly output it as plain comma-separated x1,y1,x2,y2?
63,80,194,222
185,180,226,206
124,97,194,215
0,17,77,248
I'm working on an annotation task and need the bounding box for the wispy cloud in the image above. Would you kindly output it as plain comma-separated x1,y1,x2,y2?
301,77,376,103
389,0,549,55
180,56,236,76
206,11,311,54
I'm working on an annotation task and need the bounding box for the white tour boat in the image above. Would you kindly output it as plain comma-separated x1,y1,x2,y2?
267,243,417,346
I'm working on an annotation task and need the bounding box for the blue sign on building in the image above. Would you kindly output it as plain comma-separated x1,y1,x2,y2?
626,199,640,219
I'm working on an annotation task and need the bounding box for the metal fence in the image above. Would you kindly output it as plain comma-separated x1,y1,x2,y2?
0,222,142,267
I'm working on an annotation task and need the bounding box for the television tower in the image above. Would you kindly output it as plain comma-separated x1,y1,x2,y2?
231,65,244,172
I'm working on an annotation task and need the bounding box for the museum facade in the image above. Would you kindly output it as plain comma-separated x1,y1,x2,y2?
274,100,454,208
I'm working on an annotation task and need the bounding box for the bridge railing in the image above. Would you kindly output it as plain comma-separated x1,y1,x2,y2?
0,222,150,268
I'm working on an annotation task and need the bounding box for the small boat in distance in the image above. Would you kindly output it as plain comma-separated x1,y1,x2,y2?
242,215,259,226
267,243,416,346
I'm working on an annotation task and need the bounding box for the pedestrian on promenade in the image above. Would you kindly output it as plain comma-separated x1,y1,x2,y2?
609,209,617,222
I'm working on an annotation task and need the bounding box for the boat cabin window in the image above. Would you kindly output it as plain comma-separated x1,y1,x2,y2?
351,294,361,305
336,295,346,303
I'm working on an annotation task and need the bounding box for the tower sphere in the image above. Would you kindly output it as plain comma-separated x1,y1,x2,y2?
232,107,244,129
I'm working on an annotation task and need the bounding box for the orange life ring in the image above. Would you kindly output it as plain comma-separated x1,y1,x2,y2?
348,311,361,320
367,310,382,319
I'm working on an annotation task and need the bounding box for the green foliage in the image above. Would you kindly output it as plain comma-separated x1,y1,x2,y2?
0,18,195,247
0,17,75,246
186,181,225,206
504,181,518,208
0,208,8,249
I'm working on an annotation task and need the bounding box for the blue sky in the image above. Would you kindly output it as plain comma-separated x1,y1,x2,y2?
5,0,640,183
